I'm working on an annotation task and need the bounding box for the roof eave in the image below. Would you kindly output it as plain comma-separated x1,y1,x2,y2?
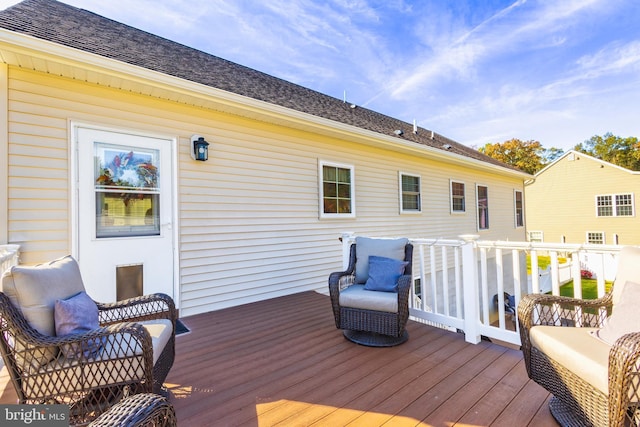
0,28,530,180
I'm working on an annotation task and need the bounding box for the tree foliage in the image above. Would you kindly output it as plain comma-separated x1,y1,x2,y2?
574,133,640,171
479,139,562,174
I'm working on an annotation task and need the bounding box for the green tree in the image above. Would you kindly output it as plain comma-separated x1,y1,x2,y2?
479,139,562,174
574,133,640,171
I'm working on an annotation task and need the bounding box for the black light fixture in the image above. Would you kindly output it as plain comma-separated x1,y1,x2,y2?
191,135,209,161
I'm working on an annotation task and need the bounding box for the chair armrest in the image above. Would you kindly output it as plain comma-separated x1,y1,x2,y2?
97,293,176,326
608,332,640,426
397,274,411,301
518,292,613,330
328,244,357,295
396,274,412,331
89,393,176,427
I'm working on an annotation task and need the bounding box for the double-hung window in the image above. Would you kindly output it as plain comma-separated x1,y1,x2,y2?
450,181,465,213
400,172,421,213
477,185,489,230
514,190,524,227
596,194,634,217
319,161,355,218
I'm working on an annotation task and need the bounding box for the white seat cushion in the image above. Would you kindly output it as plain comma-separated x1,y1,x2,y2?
137,319,173,365
339,285,398,313
530,325,610,395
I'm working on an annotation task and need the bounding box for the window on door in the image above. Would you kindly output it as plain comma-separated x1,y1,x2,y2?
94,143,161,238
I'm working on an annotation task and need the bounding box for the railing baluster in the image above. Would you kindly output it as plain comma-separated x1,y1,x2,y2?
454,246,462,319
530,249,540,293
430,245,438,314
442,246,449,317
419,244,427,312
512,249,521,333
495,248,505,329
550,251,560,296
480,248,490,325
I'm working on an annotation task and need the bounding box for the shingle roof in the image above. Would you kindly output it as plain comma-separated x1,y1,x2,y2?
0,0,520,172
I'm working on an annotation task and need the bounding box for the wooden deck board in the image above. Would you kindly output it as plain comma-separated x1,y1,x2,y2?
0,291,557,426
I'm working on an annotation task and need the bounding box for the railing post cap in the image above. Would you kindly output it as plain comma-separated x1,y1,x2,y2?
459,234,480,242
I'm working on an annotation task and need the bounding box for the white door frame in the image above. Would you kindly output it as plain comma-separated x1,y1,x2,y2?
70,121,180,308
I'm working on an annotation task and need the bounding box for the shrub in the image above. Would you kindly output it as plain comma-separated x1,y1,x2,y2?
580,269,593,279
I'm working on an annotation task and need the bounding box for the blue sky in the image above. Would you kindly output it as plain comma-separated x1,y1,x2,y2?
2,0,639,151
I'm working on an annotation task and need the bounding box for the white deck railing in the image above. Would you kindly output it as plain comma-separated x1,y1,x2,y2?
341,233,622,346
0,244,20,275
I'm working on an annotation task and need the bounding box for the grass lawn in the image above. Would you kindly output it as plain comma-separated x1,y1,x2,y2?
526,254,567,273
528,255,611,299
559,278,612,299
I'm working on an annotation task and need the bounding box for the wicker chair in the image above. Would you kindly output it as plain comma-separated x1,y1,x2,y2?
329,237,413,347
0,256,176,425
89,393,177,427
518,246,640,427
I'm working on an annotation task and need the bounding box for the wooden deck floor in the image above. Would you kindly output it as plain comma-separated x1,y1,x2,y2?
0,291,559,426
166,291,557,426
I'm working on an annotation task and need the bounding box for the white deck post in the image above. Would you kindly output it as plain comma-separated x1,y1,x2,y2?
460,234,481,344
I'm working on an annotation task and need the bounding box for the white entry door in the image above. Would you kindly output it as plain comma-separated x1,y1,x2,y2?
75,126,175,303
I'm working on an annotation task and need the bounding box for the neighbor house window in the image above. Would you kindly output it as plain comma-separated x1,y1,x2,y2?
477,185,489,230
319,161,355,218
596,194,634,217
514,190,524,227
450,181,465,213
527,231,543,242
400,172,421,213
587,232,605,244
615,194,634,216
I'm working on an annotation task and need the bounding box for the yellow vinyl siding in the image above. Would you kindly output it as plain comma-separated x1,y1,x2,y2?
6,66,525,315
526,152,640,245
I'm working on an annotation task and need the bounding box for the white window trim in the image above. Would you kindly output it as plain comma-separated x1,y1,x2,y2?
476,184,489,231
595,193,635,217
450,180,466,214
586,231,605,244
318,160,356,219
514,189,524,228
399,171,422,214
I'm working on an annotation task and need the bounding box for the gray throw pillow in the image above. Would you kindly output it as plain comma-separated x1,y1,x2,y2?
55,291,103,359
355,237,408,284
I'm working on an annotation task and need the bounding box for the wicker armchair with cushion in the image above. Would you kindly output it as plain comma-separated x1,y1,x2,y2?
329,237,413,347
0,255,176,425
518,246,640,427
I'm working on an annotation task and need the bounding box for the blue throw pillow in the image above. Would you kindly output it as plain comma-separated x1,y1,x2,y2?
363,256,409,292
54,291,104,359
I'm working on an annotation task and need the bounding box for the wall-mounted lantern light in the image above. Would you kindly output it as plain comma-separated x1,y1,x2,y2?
191,135,209,161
